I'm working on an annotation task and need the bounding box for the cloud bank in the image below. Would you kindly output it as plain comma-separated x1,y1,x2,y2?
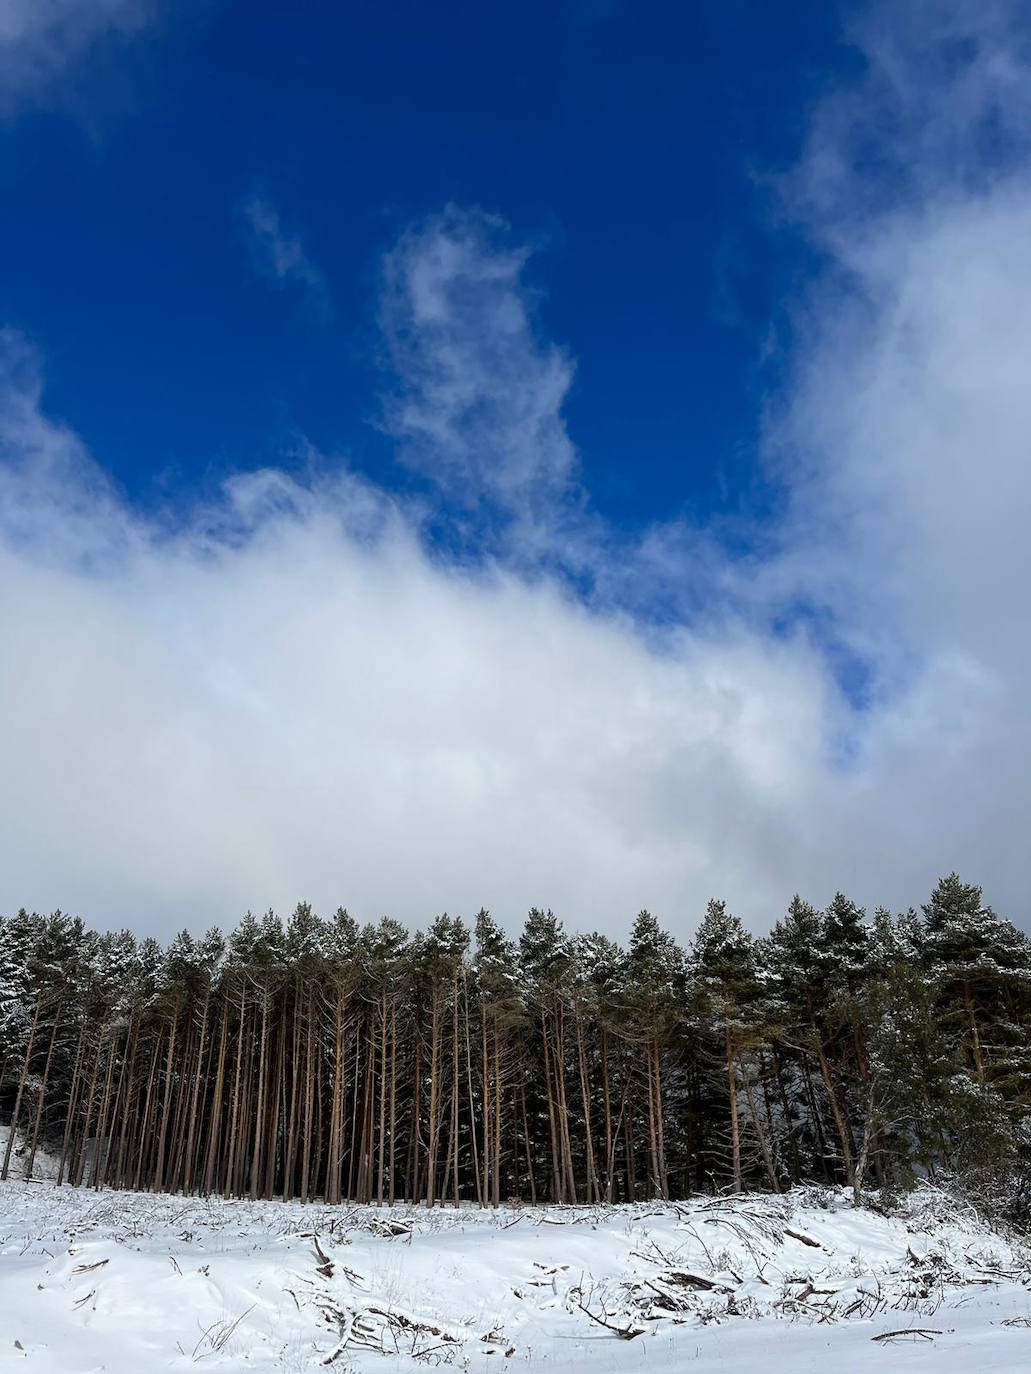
2,2,1030,937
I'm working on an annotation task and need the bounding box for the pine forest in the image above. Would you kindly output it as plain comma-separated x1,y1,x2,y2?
3,875,1030,1215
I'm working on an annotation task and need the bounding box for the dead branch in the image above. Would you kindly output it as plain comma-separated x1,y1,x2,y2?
871,1327,942,1342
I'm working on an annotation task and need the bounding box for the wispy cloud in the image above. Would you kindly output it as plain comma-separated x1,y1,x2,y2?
242,193,329,314
0,0,157,112
378,207,579,540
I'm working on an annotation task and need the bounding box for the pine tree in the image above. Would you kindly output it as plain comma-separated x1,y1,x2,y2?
472,909,523,1205
768,896,857,1189
921,874,1031,1088
617,912,683,1198
691,900,777,1192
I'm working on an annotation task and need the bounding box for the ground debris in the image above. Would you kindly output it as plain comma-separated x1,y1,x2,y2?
3,1179,1031,1372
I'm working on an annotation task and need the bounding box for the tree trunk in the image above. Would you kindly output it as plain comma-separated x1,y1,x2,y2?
726,1021,742,1193
1,989,42,1181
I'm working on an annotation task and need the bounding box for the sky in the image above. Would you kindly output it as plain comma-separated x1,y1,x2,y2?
1,0,1029,940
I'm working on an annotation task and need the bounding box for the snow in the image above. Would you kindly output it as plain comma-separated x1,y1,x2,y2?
0,1123,60,1183
1,1171,1030,1373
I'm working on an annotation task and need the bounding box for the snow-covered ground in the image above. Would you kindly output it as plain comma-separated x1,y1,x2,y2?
2,1165,1031,1372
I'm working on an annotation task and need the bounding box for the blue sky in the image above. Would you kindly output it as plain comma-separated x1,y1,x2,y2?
0,1,847,530
1,1,1030,937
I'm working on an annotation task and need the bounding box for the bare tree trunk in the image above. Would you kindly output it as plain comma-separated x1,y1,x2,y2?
519,1069,536,1204
462,975,482,1206
250,981,270,1199
203,999,229,1195
574,1000,597,1202
327,990,345,1204
555,1007,576,1204
224,985,247,1197
492,1027,503,1206
480,1011,491,1206
377,988,388,1205
130,1024,160,1191
25,999,63,1180
57,1021,88,1186
726,1022,742,1193
113,1017,142,1190
600,1027,614,1203
90,1030,119,1188
540,1010,562,1201
739,1048,779,1191
811,1023,855,1186
183,993,210,1195
963,982,986,1083
153,998,182,1194
651,1032,669,1199
1,989,42,1181
426,989,441,1206
448,973,461,1207
388,998,398,1205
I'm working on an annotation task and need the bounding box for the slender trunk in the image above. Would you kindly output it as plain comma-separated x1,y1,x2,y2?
57,1021,89,1186
651,1031,669,1199
480,1012,491,1206
225,984,247,1196
963,982,986,1083
448,973,461,1207
249,980,270,1199
540,1009,561,1201
426,990,441,1206
377,988,388,1205
555,1008,576,1204
574,1000,596,1202
726,1021,741,1193
113,1017,141,1189
1,989,43,1181
152,998,180,1193
327,990,345,1204
492,1026,503,1206
600,1027,614,1203
519,1069,536,1204
388,998,398,1206
25,1000,63,1180
90,1030,119,1188
739,1048,779,1191
183,992,210,1195
810,1018,855,1184
203,999,229,1195
127,1026,158,1190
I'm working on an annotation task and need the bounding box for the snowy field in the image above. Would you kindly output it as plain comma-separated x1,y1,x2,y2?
2,1168,1031,1372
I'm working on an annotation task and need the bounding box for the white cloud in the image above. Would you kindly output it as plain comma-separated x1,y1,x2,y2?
0,339,843,937
2,3,1031,938
242,195,329,313
762,1,1031,894
0,0,156,110
379,207,580,537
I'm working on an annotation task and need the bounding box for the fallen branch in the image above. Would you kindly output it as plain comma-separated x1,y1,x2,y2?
574,1276,645,1340
871,1328,942,1343
312,1235,334,1278
661,1270,733,1293
575,1297,644,1340
784,1227,822,1249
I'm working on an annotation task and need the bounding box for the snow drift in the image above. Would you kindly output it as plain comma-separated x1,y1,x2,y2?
2,1170,1031,1373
